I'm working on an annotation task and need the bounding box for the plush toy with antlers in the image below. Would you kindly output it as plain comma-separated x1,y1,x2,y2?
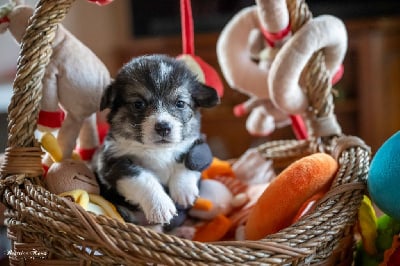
0,2,111,161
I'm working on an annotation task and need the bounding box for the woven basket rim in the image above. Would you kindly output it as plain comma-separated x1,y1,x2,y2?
1,138,370,265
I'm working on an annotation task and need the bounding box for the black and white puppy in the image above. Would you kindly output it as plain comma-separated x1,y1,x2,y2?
93,54,219,226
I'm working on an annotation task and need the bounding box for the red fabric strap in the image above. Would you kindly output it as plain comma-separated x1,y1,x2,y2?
180,0,194,55
260,23,291,47
233,103,246,117
178,0,224,97
0,17,10,24
97,122,109,144
42,164,50,177
38,110,65,128
290,115,308,140
332,64,344,85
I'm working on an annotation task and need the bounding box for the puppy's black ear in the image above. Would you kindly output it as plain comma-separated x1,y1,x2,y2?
192,84,220,108
100,81,116,111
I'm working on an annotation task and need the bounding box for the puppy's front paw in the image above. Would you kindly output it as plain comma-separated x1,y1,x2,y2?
169,170,200,207
143,193,177,225
170,183,199,208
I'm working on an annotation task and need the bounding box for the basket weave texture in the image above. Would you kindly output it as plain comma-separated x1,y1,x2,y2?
0,0,371,265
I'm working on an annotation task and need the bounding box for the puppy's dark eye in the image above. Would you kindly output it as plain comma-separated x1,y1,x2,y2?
133,100,146,111
176,100,185,109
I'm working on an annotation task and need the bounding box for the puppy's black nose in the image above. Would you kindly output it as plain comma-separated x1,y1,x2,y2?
155,121,171,137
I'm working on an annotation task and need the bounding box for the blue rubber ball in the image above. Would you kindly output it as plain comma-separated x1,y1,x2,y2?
368,131,400,220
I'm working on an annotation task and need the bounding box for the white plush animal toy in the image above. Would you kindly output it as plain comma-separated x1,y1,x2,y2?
217,0,346,138
0,3,111,161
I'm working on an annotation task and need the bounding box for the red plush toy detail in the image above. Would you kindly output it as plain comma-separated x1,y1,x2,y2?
38,110,65,129
87,0,114,6
177,0,224,97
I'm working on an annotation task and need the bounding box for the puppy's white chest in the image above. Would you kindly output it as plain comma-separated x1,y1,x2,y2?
138,148,178,184
107,139,193,185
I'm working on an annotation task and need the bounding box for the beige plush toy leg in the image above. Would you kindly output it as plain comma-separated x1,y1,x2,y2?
76,113,99,159
57,113,85,160
246,105,275,136
38,61,64,132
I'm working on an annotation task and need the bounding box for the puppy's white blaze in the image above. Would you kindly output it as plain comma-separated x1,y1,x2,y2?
159,62,173,82
142,111,182,144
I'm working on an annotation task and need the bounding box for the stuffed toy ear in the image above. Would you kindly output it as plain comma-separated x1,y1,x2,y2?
192,83,220,108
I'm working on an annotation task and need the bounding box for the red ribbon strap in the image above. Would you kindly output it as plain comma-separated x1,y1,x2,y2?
260,23,291,47
180,0,194,55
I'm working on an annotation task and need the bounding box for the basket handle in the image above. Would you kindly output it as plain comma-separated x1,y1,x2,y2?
1,0,75,178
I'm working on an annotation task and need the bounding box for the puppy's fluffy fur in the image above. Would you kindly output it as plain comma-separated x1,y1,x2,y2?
93,54,219,225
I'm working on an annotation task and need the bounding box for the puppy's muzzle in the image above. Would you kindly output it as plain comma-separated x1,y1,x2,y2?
155,121,171,137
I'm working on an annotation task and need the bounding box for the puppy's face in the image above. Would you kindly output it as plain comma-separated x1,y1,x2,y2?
101,55,219,146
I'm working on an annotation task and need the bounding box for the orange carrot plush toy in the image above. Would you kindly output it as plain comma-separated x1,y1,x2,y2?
244,153,338,240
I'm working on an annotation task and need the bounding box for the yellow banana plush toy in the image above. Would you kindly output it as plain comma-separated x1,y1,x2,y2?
59,189,123,221
41,132,123,222
357,195,378,256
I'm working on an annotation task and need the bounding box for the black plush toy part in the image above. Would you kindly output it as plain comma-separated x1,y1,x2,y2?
185,140,213,172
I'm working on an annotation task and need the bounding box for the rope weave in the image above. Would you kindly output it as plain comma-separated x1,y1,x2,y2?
1,147,44,177
7,0,75,148
286,0,342,139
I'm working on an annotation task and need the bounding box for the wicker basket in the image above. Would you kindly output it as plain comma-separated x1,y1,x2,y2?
0,0,371,265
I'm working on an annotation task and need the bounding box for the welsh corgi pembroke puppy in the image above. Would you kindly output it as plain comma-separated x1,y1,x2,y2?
93,54,219,226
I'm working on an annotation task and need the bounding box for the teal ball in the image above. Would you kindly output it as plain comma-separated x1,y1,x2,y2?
368,131,400,220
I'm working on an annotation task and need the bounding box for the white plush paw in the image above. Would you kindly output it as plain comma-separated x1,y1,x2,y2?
142,193,177,225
